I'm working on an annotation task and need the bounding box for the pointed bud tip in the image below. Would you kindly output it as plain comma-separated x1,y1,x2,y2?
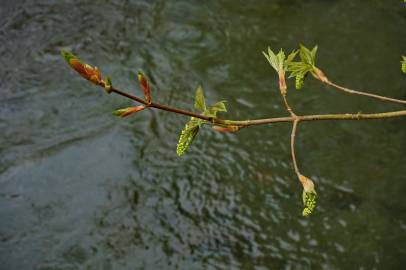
137,69,146,79
61,50,76,63
112,109,124,117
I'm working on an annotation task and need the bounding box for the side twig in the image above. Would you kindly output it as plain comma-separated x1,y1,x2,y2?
324,80,406,105
282,94,297,117
290,119,300,177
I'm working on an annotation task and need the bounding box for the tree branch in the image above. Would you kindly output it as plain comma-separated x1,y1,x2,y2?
108,85,406,126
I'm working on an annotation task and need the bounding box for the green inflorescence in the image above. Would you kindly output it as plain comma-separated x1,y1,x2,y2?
176,86,229,157
302,191,317,217
295,73,305,89
176,120,199,156
401,56,406,74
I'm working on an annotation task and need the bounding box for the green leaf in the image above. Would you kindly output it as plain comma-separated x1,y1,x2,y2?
311,45,318,63
286,46,318,89
194,86,206,111
287,62,313,78
402,56,406,74
263,47,286,73
299,44,318,66
285,50,298,67
203,100,227,118
211,100,227,113
176,120,200,156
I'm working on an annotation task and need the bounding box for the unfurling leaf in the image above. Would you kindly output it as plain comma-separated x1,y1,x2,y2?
401,56,406,74
211,101,227,113
61,50,102,85
286,44,323,88
177,120,200,156
204,100,227,118
104,76,112,93
263,47,298,94
137,70,151,103
263,47,285,73
298,174,317,217
193,86,226,118
285,50,299,67
299,44,318,66
112,106,146,117
195,86,206,111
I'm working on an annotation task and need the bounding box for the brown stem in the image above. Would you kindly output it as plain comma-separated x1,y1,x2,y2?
108,86,406,126
111,87,214,122
290,120,300,176
324,80,406,105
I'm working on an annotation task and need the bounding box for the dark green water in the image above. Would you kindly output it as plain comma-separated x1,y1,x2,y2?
1,1,406,269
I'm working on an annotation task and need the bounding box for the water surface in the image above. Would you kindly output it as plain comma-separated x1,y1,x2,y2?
1,0,406,269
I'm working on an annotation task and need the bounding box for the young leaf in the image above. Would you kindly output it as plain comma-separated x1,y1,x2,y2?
177,120,200,156
285,50,298,67
211,101,227,112
286,45,319,89
195,86,206,111
202,100,227,118
402,56,406,74
299,44,317,66
311,45,318,63
263,47,285,73
104,76,112,93
263,47,290,94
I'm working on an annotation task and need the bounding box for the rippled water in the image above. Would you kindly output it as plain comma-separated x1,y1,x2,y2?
1,0,406,269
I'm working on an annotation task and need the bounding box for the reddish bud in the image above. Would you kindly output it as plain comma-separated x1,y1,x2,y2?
313,67,328,83
278,71,287,95
212,125,241,133
112,106,146,118
137,70,151,103
61,50,102,85
298,174,316,193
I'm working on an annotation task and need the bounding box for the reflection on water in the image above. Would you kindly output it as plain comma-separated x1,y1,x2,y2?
1,0,406,269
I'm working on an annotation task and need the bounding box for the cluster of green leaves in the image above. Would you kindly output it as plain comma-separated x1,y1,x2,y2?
263,44,320,90
402,56,406,74
176,86,227,156
262,48,297,74
287,45,318,89
302,190,317,217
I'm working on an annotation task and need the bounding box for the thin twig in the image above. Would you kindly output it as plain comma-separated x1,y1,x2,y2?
111,87,213,121
290,120,300,176
282,94,296,117
324,80,406,105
